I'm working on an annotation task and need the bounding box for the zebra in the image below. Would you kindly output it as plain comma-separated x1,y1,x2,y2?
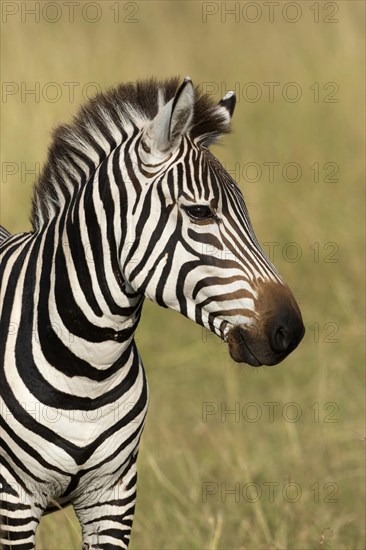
0,77,304,549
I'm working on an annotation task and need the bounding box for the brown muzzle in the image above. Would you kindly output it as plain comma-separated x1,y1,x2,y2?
227,281,305,366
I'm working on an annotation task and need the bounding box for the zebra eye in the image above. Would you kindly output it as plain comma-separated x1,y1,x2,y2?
183,205,214,221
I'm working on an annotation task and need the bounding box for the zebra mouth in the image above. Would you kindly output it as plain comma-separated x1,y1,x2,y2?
226,326,262,367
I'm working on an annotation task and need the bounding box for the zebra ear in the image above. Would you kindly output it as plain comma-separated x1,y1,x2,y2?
168,77,195,144
143,77,195,158
218,91,236,121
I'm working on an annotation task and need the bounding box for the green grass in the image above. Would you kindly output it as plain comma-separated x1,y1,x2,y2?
1,2,365,549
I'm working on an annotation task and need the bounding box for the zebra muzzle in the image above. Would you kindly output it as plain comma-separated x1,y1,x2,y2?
227,283,305,366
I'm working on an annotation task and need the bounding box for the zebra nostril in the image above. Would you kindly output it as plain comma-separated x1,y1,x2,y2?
269,311,305,356
271,325,291,353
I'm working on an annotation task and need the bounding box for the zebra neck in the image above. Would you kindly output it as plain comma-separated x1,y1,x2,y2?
43,213,144,376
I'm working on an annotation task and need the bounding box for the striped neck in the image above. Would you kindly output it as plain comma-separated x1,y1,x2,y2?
42,191,144,379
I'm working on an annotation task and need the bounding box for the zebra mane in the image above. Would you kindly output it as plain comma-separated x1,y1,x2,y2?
30,77,231,230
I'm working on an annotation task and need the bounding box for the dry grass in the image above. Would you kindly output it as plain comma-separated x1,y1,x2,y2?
1,1,364,549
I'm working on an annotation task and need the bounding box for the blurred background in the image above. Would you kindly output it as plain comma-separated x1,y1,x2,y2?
1,1,364,549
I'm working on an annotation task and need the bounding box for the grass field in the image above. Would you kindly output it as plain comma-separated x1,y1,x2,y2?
1,1,365,549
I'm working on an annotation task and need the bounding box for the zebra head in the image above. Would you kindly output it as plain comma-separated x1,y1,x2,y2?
121,78,305,366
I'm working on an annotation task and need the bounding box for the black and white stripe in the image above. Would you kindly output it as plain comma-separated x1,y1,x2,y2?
0,226,11,245
0,77,303,548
